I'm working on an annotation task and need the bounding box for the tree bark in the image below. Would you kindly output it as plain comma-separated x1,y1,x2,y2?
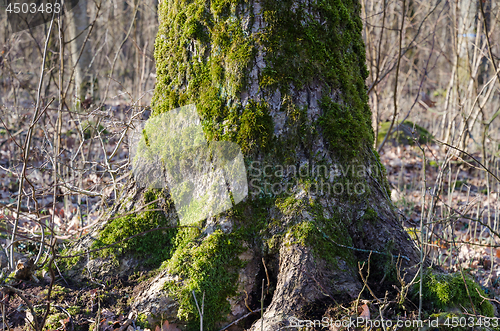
145,0,421,329
66,0,93,103
89,0,421,330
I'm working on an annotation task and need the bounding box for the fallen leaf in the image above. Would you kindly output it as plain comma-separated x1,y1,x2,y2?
159,320,181,331
358,304,370,319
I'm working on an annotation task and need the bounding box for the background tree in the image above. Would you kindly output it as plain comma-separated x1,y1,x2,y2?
66,0,94,104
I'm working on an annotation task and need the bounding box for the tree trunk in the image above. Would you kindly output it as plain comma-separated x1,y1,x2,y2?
90,0,421,330
66,0,93,103
148,0,420,328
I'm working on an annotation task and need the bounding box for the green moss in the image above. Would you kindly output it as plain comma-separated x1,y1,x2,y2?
140,0,393,328
153,0,259,149
362,208,377,221
92,190,178,267
136,313,151,329
153,0,373,162
276,103,315,164
372,149,391,197
416,270,494,317
318,96,372,160
44,312,66,330
164,230,245,331
288,200,356,268
57,248,83,273
261,0,372,159
153,199,272,331
41,284,69,301
237,100,274,154
289,220,354,268
66,306,81,315
275,195,303,215
92,195,252,331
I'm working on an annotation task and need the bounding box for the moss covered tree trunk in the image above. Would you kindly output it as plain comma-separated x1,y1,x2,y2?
102,0,420,329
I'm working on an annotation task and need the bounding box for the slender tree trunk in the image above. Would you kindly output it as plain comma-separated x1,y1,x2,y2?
66,0,93,103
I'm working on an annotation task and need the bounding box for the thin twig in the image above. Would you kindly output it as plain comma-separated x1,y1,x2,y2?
261,257,270,295
218,308,261,331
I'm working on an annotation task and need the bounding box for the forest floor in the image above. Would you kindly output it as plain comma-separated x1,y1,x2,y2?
381,143,500,297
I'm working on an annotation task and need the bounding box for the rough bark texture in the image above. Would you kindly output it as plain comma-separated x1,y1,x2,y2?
67,0,93,102
152,0,420,329
66,1,421,330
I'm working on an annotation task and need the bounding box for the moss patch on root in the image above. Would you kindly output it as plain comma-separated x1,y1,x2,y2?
44,312,67,330
57,248,84,273
416,270,494,317
164,229,245,331
92,190,178,267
